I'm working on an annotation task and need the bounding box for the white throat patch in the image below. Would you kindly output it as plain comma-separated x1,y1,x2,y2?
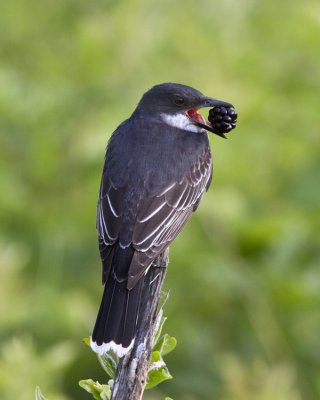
161,113,203,133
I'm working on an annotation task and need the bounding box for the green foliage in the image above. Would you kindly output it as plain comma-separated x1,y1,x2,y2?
35,387,48,400
0,335,76,400
152,316,168,348
79,380,112,400
97,352,118,381
83,337,119,380
153,334,177,357
146,351,173,390
146,314,177,390
79,315,176,398
1,0,320,399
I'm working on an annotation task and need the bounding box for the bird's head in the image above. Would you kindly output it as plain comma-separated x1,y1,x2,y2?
135,82,237,138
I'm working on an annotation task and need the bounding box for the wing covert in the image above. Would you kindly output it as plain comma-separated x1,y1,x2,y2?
127,151,212,288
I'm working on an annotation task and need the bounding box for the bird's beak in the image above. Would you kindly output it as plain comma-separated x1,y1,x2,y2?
186,97,237,139
201,97,234,109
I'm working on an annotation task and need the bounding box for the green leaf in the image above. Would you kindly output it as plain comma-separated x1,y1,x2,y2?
79,379,111,400
153,312,167,347
83,337,118,379
153,333,177,356
35,386,48,400
146,351,173,389
98,351,119,379
165,397,174,400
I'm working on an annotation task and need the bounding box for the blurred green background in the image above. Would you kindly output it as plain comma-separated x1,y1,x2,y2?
1,0,320,399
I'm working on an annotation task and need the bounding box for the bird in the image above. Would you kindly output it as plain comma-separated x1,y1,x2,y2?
90,82,236,357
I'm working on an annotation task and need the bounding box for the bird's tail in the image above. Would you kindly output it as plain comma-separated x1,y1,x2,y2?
90,247,143,357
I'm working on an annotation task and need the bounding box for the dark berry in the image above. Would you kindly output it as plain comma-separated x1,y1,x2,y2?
220,107,228,115
208,106,237,134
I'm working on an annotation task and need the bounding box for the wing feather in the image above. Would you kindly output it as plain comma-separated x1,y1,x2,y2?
96,143,212,290
128,154,212,288
97,175,124,245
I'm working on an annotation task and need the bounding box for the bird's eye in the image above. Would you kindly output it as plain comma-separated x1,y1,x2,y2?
173,96,186,106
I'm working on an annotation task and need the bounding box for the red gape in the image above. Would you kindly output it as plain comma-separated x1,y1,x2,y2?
187,108,206,125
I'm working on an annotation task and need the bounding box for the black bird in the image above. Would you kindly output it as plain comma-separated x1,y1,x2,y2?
90,83,236,357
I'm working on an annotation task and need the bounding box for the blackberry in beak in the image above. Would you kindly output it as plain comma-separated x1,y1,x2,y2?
190,101,238,139
208,106,237,138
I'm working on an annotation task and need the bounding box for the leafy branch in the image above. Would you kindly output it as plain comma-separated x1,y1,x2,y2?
79,313,176,399
36,314,176,400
